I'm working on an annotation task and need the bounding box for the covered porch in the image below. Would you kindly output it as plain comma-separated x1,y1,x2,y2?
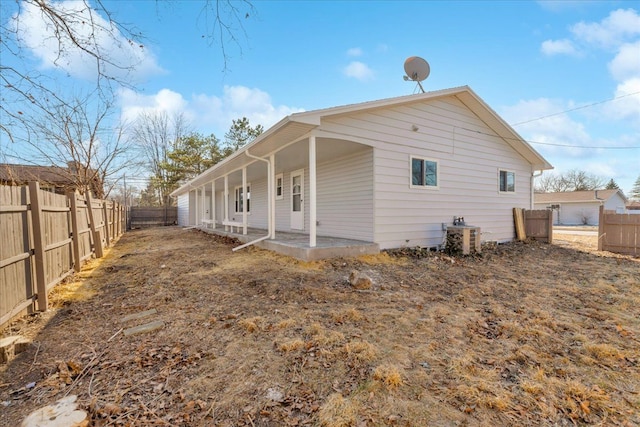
199,226,379,261
181,118,375,258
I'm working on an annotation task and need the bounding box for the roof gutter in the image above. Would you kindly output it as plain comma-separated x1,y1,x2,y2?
231,149,272,252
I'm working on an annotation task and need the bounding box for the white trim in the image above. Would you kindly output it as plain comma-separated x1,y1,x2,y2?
309,135,317,248
275,173,284,200
234,183,252,214
290,169,304,230
409,155,439,190
498,169,516,194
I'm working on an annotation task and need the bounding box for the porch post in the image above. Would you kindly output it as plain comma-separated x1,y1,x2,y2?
242,167,248,235
201,185,205,224
195,188,200,226
224,175,229,231
211,180,216,228
270,154,276,239
309,135,317,248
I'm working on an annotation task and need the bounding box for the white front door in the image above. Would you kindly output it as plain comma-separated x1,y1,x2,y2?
204,196,211,220
290,169,304,230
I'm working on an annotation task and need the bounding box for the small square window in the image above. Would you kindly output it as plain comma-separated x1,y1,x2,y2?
275,173,283,200
410,156,438,188
499,170,515,192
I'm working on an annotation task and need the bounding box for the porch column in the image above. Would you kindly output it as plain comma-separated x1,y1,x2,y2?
224,175,229,231
201,185,206,224
309,135,317,248
210,180,216,228
242,167,247,235
270,154,276,239
195,188,200,226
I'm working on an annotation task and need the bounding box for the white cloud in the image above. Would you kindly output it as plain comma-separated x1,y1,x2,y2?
608,41,640,81
571,8,640,48
14,0,163,82
343,61,374,81
120,85,304,135
502,98,593,157
541,39,580,56
346,47,363,57
605,77,640,127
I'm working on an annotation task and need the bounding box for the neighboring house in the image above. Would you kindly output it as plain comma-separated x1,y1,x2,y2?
0,162,104,198
627,201,640,211
171,86,552,257
534,189,628,225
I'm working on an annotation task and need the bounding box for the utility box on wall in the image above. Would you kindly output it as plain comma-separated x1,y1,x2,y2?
446,226,481,255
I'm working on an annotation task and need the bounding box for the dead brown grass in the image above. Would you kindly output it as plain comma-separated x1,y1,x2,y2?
1,227,638,427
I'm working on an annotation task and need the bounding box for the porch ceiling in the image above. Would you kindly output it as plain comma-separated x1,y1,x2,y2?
194,137,370,190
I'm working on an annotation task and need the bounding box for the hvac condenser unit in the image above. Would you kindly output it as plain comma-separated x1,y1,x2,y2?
446,226,481,255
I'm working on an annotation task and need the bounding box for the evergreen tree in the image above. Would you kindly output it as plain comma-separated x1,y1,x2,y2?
631,175,640,200
605,179,620,190
224,117,264,152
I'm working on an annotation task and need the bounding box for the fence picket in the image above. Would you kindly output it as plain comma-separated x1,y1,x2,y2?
1,184,124,328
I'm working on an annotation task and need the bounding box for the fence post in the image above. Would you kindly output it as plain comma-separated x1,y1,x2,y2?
597,205,604,251
86,191,104,258
68,191,82,272
547,209,553,244
102,201,111,247
28,182,48,311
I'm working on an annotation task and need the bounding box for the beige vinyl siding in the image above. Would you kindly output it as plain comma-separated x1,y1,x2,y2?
316,148,374,241
224,179,268,228
177,193,190,226
321,96,532,249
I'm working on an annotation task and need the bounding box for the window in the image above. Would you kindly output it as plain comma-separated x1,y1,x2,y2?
275,173,283,200
234,184,251,213
410,156,438,188
499,170,515,192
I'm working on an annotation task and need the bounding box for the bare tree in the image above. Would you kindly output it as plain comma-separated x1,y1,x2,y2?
1,0,254,143
4,92,135,198
535,170,608,193
132,111,190,205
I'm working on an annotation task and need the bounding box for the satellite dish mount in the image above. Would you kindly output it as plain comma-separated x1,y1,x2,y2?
403,56,430,93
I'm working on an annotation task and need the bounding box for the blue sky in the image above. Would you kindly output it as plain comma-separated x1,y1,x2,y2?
3,0,640,194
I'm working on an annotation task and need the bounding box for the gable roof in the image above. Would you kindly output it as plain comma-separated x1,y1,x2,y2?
171,86,552,197
0,163,76,185
534,189,627,204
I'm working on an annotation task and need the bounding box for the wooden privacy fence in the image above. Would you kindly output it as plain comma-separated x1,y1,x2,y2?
0,183,125,328
598,206,639,256
513,208,553,242
524,209,553,243
129,206,177,229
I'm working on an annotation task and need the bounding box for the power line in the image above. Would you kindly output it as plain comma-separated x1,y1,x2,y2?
454,125,640,150
511,91,640,126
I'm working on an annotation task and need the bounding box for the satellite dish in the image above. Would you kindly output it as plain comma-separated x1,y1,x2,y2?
403,56,430,93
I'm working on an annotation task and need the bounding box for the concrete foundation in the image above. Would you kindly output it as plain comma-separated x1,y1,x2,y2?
198,226,379,261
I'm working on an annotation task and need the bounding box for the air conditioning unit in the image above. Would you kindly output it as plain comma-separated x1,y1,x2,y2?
446,226,481,255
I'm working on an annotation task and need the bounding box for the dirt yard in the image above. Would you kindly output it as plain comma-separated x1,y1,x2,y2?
1,228,638,426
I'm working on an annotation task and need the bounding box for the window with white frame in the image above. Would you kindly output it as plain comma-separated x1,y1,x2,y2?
499,170,515,192
234,184,251,213
275,173,284,200
410,156,438,188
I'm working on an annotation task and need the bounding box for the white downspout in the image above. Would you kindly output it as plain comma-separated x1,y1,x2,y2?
232,150,272,251
269,153,276,239
531,169,543,210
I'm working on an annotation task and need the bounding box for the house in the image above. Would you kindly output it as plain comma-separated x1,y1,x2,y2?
0,162,104,198
170,86,552,260
534,189,628,225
